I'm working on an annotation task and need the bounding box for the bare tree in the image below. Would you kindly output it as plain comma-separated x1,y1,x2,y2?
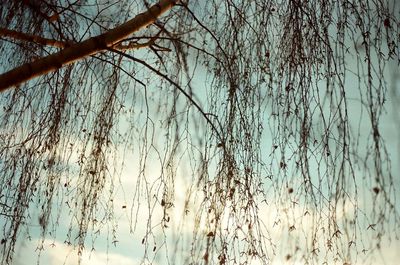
0,0,399,264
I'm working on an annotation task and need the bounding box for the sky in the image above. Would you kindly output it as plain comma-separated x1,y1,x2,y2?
7,52,400,265
1,1,400,265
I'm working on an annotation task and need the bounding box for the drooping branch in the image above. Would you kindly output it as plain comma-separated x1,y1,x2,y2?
0,0,177,92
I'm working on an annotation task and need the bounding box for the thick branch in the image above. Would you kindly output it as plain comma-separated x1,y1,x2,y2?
0,27,67,48
0,27,159,51
0,0,177,92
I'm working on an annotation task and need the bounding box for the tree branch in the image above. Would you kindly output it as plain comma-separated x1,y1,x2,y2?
107,47,223,142
0,27,163,51
0,27,67,48
112,31,161,51
0,0,178,92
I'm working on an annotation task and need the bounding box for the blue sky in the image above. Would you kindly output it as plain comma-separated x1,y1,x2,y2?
6,50,400,265
1,1,400,264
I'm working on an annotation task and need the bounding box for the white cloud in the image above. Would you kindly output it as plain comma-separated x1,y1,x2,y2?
15,238,141,265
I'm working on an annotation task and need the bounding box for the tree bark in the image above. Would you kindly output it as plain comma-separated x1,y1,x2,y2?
0,0,177,92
